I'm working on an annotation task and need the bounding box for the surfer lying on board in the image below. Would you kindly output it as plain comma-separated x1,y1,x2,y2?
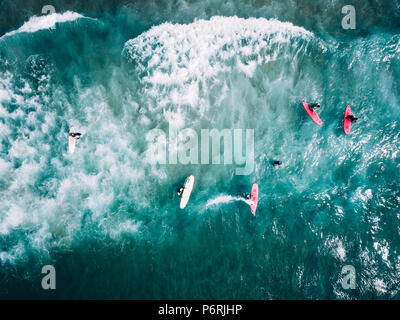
177,187,184,197
69,132,82,139
346,115,358,122
245,194,256,207
273,161,282,166
309,103,320,112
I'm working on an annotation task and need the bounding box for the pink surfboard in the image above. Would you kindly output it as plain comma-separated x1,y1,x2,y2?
302,101,322,126
250,183,258,216
344,105,351,135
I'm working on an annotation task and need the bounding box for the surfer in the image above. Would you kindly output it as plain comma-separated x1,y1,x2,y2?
302,101,322,126
69,132,82,140
309,103,320,112
241,192,251,200
346,115,358,122
273,161,282,166
177,187,184,197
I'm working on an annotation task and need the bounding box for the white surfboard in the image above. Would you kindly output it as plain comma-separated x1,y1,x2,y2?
180,175,194,209
68,127,76,154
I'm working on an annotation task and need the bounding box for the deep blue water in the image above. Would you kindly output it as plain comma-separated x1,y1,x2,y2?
0,0,399,299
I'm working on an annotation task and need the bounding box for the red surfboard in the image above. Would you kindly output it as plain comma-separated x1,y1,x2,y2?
302,101,322,126
344,105,351,135
250,183,258,216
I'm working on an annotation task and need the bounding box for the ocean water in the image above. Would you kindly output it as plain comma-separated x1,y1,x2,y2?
0,0,399,299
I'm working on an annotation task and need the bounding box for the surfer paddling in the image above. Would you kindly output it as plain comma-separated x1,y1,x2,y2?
69,132,82,139
302,101,322,126
177,187,184,197
346,115,358,122
68,127,81,154
179,176,194,209
343,105,357,134
309,103,320,112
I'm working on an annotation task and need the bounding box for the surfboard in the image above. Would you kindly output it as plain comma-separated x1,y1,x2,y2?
250,183,258,216
180,175,194,209
68,127,76,154
344,105,351,135
302,101,322,126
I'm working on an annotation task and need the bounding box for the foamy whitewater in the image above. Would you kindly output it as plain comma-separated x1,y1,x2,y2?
1,11,85,39
0,0,399,299
206,195,253,208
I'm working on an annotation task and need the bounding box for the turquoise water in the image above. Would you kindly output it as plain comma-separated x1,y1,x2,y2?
0,0,399,299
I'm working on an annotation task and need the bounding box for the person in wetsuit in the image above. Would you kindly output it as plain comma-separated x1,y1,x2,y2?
346,115,358,122
69,132,82,139
309,103,320,112
177,187,184,197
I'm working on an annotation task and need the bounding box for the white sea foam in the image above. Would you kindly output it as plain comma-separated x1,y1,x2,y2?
206,195,252,208
1,11,86,39
0,71,145,264
324,235,346,262
373,240,391,268
0,241,25,264
107,220,142,240
374,278,387,294
123,16,314,128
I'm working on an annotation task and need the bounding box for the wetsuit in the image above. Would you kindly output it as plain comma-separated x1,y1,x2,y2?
346,115,358,122
69,132,82,139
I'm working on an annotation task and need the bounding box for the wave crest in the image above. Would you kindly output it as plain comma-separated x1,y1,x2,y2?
1,11,85,39
123,16,313,117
